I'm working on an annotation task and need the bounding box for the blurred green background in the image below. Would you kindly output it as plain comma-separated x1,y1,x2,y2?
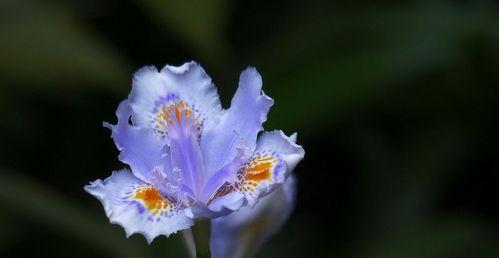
0,0,498,257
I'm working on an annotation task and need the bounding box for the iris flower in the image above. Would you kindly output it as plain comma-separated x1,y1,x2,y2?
84,62,305,243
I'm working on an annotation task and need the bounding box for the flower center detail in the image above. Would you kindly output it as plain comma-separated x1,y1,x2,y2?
155,100,191,125
152,100,202,139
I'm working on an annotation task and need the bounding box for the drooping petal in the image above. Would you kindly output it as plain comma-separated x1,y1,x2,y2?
104,100,170,183
84,169,194,243
201,68,274,177
129,62,222,135
256,130,305,174
210,175,297,258
208,130,304,209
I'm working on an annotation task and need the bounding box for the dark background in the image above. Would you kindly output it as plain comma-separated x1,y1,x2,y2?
1,0,498,257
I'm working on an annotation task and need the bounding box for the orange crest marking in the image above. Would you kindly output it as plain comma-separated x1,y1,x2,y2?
133,186,169,215
209,155,279,204
244,155,277,183
153,100,202,139
155,100,192,126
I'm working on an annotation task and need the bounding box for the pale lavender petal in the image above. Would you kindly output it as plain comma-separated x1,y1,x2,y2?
210,175,297,258
165,106,207,197
189,202,234,219
240,130,304,206
84,169,194,243
201,68,273,177
104,100,169,183
127,62,222,194
184,149,247,218
129,62,222,135
208,130,304,209
207,191,246,213
256,130,305,174
199,148,245,204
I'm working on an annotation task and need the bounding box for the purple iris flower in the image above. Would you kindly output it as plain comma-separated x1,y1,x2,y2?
84,62,304,243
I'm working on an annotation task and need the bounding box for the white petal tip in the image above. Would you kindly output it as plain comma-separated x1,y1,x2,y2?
161,61,198,74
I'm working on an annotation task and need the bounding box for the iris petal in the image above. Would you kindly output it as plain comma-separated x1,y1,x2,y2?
208,130,304,210
165,101,207,197
104,100,170,184
127,62,223,193
256,130,305,174
201,67,273,178
129,61,222,135
199,148,244,204
84,169,194,243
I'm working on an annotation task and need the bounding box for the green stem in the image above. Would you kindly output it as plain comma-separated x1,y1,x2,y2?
192,219,211,258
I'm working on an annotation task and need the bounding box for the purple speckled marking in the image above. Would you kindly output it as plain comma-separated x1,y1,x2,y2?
135,201,146,214
152,93,179,112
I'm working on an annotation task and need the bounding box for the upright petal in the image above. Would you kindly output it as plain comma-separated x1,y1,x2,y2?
104,100,169,183
202,68,273,177
208,130,304,210
84,169,194,243
210,175,297,258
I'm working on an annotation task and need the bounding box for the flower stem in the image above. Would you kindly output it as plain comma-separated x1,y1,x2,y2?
192,219,211,258
181,229,196,258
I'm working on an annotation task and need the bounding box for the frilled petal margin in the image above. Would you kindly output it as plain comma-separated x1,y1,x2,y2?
129,62,222,134
84,169,194,243
210,175,297,258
